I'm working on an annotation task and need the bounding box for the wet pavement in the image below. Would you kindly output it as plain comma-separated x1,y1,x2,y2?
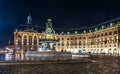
0,56,120,74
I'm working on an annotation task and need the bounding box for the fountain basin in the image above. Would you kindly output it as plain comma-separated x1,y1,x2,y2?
25,51,72,60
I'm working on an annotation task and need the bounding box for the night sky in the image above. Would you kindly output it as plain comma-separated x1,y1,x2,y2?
0,0,120,47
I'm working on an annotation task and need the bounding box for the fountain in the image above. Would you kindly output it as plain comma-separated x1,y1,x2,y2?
25,19,72,60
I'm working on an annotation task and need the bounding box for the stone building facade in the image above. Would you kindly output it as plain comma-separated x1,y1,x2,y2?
14,17,120,55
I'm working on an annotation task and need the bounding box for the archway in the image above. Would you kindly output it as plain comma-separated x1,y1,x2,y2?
23,35,27,52
33,36,37,51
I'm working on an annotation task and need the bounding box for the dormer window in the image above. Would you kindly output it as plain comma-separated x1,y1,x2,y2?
75,31,78,34
110,23,113,27
89,29,91,32
61,32,64,35
83,30,86,34
102,25,105,29
95,28,97,31
67,31,70,34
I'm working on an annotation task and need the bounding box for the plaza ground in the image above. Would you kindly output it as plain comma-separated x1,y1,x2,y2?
0,56,120,74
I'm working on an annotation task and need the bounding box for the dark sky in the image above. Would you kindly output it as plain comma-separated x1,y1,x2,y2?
0,0,120,47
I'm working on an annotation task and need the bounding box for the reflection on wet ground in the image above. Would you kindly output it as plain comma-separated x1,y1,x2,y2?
0,53,73,61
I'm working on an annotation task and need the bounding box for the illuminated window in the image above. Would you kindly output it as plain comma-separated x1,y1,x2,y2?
97,49,99,51
58,43,60,46
114,36,117,42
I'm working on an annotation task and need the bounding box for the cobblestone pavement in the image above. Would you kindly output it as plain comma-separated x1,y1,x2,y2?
0,56,120,74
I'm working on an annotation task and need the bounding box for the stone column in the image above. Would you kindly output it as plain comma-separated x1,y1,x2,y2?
22,35,24,46
31,36,34,50
14,33,18,53
37,36,39,51
32,36,34,45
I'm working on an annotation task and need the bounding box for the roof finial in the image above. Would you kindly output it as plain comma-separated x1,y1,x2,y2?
47,18,52,23
27,13,32,24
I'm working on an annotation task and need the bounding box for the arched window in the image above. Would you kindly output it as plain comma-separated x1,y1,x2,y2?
17,34,21,38
75,41,77,45
114,48,117,53
114,48,117,51
109,31,112,35
83,49,86,53
75,37,77,40
18,39,21,46
101,49,103,53
101,34,103,37
62,42,64,46
114,36,117,42
33,36,37,51
58,38,60,40
29,36,32,45
67,38,69,40
104,38,107,44
105,33,107,36
97,34,99,37
23,35,27,45
94,35,96,38
58,42,60,46
79,41,81,45
34,36,37,45
79,37,81,39
114,31,117,34
83,37,86,39
67,42,69,46
71,38,73,40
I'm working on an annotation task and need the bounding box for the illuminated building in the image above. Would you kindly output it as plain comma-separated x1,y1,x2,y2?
14,15,120,56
